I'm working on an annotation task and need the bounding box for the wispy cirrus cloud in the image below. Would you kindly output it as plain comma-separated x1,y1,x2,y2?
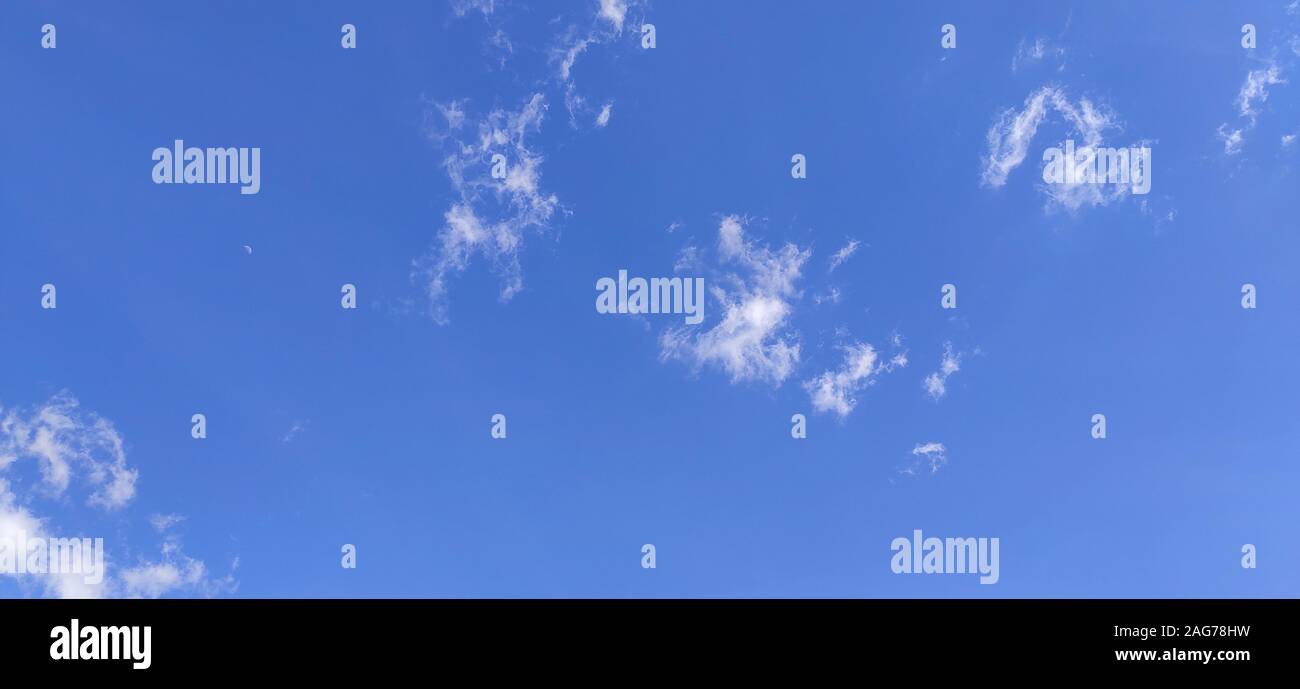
804,342,907,418
1011,36,1066,73
1218,63,1286,155
1236,64,1285,121
449,0,498,17
420,1,642,321
982,86,1150,212
552,0,644,126
982,86,1114,188
903,442,948,476
660,216,809,386
448,0,513,68
1,393,234,599
149,513,186,532
0,392,137,509
827,239,860,273
1218,124,1246,155
281,420,307,444
415,93,560,324
923,342,963,400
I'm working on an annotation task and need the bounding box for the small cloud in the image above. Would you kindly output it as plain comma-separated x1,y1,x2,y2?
281,421,308,444
149,513,186,533
803,341,906,418
119,557,209,599
673,244,701,273
923,342,963,400
1237,64,1284,121
598,0,629,33
438,100,466,131
450,0,498,17
1218,124,1245,155
903,442,948,475
1011,37,1065,72
813,287,842,305
595,102,613,127
827,239,861,272
1218,63,1286,155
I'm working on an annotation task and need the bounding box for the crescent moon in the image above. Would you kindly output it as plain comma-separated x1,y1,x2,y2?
243,245,253,255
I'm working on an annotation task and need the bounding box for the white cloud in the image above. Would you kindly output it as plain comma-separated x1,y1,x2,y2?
553,1,641,126
107,536,235,599
0,482,96,599
981,86,1115,188
487,29,514,65
598,0,629,33
1236,64,1285,121
149,513,186,533
119,558,208,599
904,442,948,475
120,524,235,599
923,342,963,400
674,244,701,273
437,100,466,132
415,94,560,324
804,342,906,418
557,38,592,82
1217,63,1287,155
1218,125,1245,155
1011,37,1065,72
827,239,860,272
0,393,137,509
421,2,642,319
450,0,498,17
281,421,306,444
447,2,513,68
660,216,809,386
813,287,842,305
1284,133,1297,147
0,394,233,599
982,86,1144,212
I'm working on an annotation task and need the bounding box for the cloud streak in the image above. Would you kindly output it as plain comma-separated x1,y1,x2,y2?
982,86,1146,212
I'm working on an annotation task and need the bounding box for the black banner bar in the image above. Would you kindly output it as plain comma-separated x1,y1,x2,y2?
0,599,1288,676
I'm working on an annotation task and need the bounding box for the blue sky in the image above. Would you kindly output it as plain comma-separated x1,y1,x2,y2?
1,0,1297,598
